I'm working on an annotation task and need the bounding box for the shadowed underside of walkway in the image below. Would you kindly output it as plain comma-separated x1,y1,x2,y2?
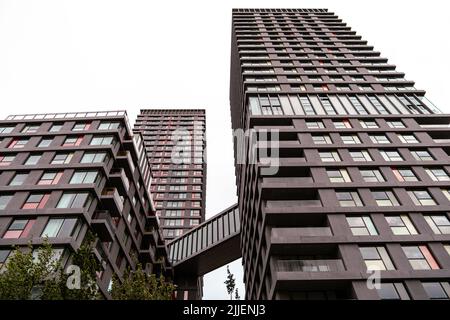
167,204,241,276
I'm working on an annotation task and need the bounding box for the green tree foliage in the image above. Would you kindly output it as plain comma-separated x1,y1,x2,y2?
0,237,99,300
224,265,236,300
110,262,175,300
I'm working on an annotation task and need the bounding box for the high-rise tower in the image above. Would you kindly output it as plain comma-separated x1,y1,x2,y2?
230,8,450,300
134,109,207,242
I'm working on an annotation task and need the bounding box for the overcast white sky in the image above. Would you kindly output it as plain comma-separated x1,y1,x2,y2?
1,0,449,299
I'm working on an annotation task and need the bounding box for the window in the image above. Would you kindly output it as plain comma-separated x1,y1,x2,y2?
81,152,108,164
386,215,418,235
22,125,40,133
38,138,53,148
336,191,363,207
3,219,35,239
425,168,450,182
369,134,390,144
62,136,83,147
70,171,99,184
8,139,29,149
9,173,28,186
422,282,450,300
0,249,11,270
349,150,372,162
167,201,184,208
327,169,351,183
38,172,63,185
380,150,403,161
57,192,92,209
341,135,361,144
408,190,436,206
164,219,184,226
333,120,352,129
51,153,73,165
424,215,450,235
72,123,91,131
359,246,395,270
360,169,385,182
312,135,332,144
190,219,200,226
0,154,16,166
360,120,379,129
49,124,63,132
402,245,439,270
372,190,399,206
411,150,433,161
387,120,405,129
443,189,450,202
347,216,378,236
24,154,42,165
22,193,50,209
392,168,418,182
376,283,409,300
305,121,324,129
98,122,121,130
398,134,418,144
0,126,14,134
319,151,341,162
165,210,183,217
41,218,80,238
0,195,13,210
90,136,115,146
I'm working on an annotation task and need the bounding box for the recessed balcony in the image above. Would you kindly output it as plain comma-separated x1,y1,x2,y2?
101,188,124,217
109,168,130,195
91,210,116,242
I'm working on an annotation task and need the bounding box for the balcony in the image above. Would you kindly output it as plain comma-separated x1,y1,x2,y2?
91,210,116,242
109,168,130,195
276,259,345,272
101,188,124,217
116,151,135,176
271,227,332,240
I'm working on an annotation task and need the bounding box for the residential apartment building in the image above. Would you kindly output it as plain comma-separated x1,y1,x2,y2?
134,109,207,241
230,8,450,300
0,111,171,298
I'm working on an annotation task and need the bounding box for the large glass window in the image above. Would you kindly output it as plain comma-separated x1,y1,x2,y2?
25,154,42,165
80,152,108,164
22,193,50,209
336,191,363,207
57,192,92,209
319,151,341,162
372,190,399,206
9,173,28,186
346,216,378,236
402,245,439,270
392,168,418,182
422,282,450,300
0,195,13,210
41,218,79,238
327,169,351,183
425,168,450,182
424,215,450,234
3,219,35,239
350,150,372,162
360,169,385,182
386,215,417,235
376,283,409,300
70,171,99,184
407,190,436,206
360,246,395,270
51,153,73,165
